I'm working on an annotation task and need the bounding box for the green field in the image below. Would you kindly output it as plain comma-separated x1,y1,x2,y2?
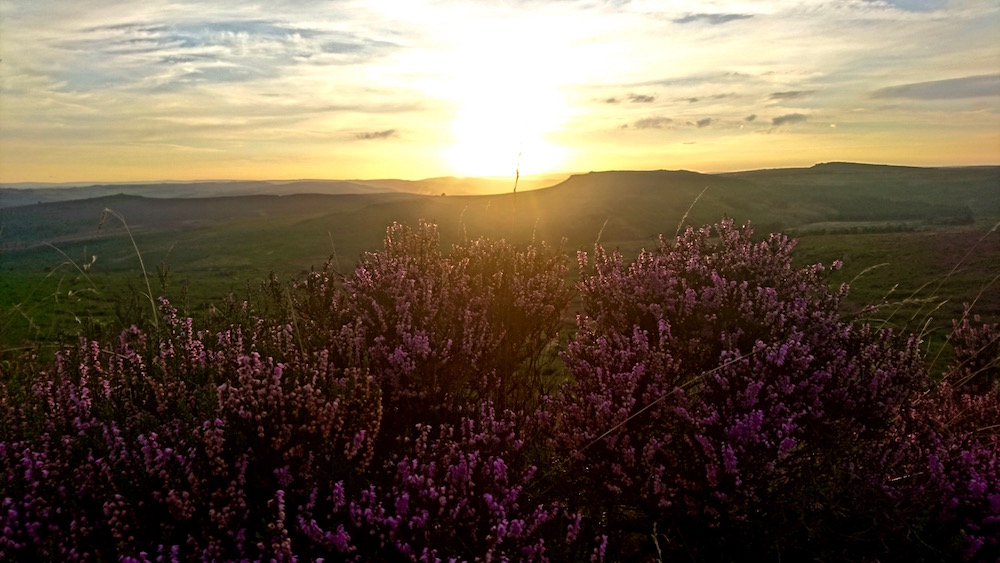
3,163,998,359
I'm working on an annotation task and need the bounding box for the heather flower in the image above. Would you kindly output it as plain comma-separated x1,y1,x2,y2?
2,217,996,561
344,221,570,432
546,219,928,559
885,382,1000,561
0,298,381,560
349,402,559,561
945,305,1000,393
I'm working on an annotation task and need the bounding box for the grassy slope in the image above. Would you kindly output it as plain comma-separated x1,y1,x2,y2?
2,164,997,348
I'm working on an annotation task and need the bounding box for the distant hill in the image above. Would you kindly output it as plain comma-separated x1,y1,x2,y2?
1,163,996,266
2,163,998,347
0,180,393,209
355,175,565,196
0,175,567,209
722,162,999,225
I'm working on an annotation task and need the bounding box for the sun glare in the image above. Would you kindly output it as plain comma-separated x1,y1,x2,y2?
444,96,568,177
437,14,575,178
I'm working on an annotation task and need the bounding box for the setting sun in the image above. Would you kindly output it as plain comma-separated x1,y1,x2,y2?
435,13,575,177
0,0,996,182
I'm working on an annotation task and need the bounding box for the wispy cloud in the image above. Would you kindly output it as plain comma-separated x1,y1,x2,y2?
631,116,673,129
51,19,398,93
883,0,947,12
673,13,753,25
769,90,815,100
604,93,655,104
772,113,808,126
871,74,1000,99
0,0,997,181
356,129,397,140
678,93,734,104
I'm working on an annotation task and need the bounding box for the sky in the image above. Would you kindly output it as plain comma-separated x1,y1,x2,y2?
0,0,998,183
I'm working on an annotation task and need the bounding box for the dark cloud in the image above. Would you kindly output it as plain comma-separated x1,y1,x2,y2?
769,90,815,100
745,114,757,122
696,118,712,128
871,74,1000,100
772,113,807,126
604,97,620,104
633,116,673,129
356,129,397,140
674,13,753,25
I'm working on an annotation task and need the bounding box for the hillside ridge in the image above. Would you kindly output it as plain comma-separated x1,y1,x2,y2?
4,163,997,209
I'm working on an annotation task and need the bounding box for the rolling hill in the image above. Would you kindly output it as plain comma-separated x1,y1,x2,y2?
2,163,997,263
0,175,566,209
1,163,997,346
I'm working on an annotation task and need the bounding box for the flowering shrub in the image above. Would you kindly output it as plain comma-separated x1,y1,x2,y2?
881,381,1000,561
1,218,997,561
348,402,560,561
0,300,382,560
332,222,572,559
342,221,570,430
546,219,929,559
947,306,1000,393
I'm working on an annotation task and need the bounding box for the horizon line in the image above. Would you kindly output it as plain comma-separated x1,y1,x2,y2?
3,161,1000,188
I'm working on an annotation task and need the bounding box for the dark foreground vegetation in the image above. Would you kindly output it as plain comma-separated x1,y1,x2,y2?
1,219,997,561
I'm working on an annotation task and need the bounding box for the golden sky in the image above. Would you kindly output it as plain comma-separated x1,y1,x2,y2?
1,0,998,183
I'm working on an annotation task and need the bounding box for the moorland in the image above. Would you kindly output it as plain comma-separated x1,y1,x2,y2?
2,162,997,354
1,161,999,561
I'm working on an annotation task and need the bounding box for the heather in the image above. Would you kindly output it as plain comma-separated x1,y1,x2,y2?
1,219,998,561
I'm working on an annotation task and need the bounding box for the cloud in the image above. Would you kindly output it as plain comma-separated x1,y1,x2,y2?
632,116,673,129
772,113,808,126
679,93,733,104
871,74,1000,100
356,129,397,140
696,118,712,128
673,13,753,25
53,19,398,92
3,0,999,182
629,93,655,103
882,0,946,12
769,90,815,100
603,93,654,104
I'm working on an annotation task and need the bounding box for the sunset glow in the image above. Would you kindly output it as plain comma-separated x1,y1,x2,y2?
437,16,573,176
0,0,997,183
